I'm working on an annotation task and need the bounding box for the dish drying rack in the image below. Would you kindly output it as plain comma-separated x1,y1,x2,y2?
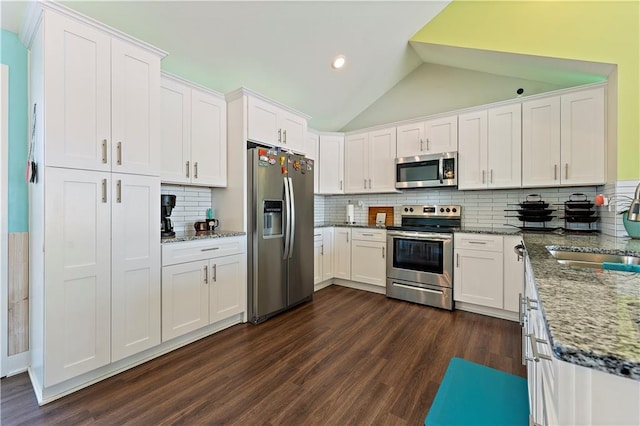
504,194,560,232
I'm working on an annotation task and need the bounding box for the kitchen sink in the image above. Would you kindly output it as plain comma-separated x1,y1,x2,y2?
546,248,640,270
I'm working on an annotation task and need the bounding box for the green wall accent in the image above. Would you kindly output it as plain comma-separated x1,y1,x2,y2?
1,30,29,232
412,0,640,180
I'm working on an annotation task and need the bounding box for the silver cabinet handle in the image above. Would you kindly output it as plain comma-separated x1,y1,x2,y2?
565,163,569,180
116,179,122,203
204,265,208,284
321,244,324,256
521,323,527,366
101,140,108,164
278,128,282,143
368,178,371,189
361,233,374,237
456,253,460,267
468,241,487,245
339,180,343,191
527,332,552,362
186,161,190,178
382,247,385,259
364,179,367,189
201,247,219,252
490,169,493,183
283,129,287,144
101,179,107,203
526,297,538,311
482,170,486,184
426,138,430,151
346,232,349,243
554,164,558,180
117,142,122,165
213,264,217,282
518,293,524,326
194,162,198,179
420,139,424,151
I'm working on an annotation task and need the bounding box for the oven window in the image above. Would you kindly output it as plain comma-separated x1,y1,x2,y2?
393,238,443,274
397,160,439,182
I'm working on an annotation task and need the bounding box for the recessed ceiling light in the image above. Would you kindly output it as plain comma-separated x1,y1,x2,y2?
331,55,346,70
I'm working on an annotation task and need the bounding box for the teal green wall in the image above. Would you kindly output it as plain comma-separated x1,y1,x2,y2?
1,30,28,232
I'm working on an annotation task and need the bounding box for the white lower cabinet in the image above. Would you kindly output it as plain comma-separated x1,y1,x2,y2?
314,232,323,285
453,233,523,319
350,229,386,287
333,228,352,280
313,228,334,287
161,237,246,342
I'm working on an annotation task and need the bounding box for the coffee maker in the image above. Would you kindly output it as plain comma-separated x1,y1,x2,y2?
161,194,177,237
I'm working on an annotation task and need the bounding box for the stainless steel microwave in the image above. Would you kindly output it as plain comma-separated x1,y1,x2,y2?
395,152,458,189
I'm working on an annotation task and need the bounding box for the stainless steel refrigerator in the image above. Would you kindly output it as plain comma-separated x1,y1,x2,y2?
247,147,314,324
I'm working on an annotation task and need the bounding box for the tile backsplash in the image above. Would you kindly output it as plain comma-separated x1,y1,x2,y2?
161,184,213,233
319,186,603,232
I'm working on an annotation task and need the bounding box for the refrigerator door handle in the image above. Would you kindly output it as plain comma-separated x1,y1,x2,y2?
283,176,291,260
288,177,295,259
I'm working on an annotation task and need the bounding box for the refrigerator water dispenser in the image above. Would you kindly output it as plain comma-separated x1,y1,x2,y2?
263,200,283,238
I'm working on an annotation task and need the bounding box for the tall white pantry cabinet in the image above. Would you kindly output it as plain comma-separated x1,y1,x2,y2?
25,3,166,400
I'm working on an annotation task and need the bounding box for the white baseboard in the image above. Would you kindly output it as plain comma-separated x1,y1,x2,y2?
332,278,386,295
455,301,519,322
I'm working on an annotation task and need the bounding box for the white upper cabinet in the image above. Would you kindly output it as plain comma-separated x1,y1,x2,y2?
344,127,396,193
459,104,522,190
160,74,227,186
522,87,605,187
318,134,344,194
111,39,160,176
306,132,320,194
560,87,605,185
522,96,561,187
44,11,111,172
44,11,161,176
247,96,307,154
397,115,457,157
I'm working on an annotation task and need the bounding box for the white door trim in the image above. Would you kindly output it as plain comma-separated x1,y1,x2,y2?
1,64,9,376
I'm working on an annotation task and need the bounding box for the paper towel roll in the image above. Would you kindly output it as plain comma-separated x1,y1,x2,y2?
346,204,355,224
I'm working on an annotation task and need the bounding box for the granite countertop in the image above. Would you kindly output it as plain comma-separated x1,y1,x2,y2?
457,226,522,236
522,232,640,380
314,223,387,229
161,229,246,244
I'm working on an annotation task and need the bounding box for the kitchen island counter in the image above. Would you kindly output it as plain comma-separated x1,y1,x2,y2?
523,232,640,380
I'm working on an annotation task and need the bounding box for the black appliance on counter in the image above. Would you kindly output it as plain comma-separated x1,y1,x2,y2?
386,205,461,310
161,194,176,237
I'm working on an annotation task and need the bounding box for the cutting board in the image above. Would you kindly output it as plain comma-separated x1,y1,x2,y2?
368,206,394,226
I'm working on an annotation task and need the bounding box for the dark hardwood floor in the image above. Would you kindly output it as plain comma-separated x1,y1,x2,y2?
1,285,525,425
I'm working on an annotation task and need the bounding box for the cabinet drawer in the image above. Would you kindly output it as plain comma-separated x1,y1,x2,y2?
454,233,503,252
314,228,324,242
162,236,245,266
351,228,386,242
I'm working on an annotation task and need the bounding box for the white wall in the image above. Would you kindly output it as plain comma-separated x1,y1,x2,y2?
341,63,564,132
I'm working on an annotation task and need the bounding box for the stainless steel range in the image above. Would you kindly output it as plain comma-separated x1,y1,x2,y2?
386,205,461,310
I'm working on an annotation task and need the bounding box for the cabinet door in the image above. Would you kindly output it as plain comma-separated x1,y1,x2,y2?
191,89,227,186
111,38,161,176
522,96,560,187
161,260,209,341
44,168,111,386
318,134,344,194
344,132,368,193
369,127,397,192
111,174,161,362
248,96,279,145
351,240,386,287
314,237,323,285
333,228,351,280
306,132,320,193
209,254,245,324
488,104,522,188
425,115,458,154
458,110,488,190
454,249,503,309
322,227,334,281
396,122,425,157
560,88,605,185
44,11,111,172
280,109,307,154
503,236,524,313
160,77,191,184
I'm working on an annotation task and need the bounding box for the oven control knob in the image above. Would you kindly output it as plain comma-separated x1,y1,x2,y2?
404,207,408,212
409,207,414,212
452,208,457,213
440,208,444,213
446,208,451,212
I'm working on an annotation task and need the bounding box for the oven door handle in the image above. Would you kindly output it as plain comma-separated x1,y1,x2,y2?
387,231,452,241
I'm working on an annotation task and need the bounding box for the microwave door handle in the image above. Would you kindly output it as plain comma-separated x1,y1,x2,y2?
438,157,444,184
